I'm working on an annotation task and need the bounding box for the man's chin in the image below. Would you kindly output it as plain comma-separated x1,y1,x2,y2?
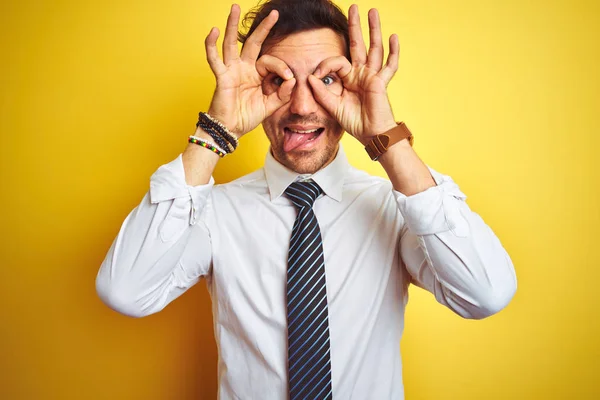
274,146,336,175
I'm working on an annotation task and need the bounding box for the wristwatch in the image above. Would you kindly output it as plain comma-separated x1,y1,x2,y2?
364,122,414,161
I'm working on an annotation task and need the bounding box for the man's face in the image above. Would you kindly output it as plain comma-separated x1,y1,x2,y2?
261,28,346,174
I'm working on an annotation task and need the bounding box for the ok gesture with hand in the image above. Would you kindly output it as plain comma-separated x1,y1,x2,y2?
308,5,399,145
205,4,296,137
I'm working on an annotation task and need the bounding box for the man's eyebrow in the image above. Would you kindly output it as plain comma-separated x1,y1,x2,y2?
312,68,340,76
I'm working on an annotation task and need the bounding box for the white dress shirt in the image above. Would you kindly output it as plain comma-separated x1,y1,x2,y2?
96,145,517,399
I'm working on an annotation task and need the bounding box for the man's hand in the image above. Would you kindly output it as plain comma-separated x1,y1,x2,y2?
307,5,399,145
205,4,296,137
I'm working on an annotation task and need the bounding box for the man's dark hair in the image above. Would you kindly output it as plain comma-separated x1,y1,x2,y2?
238,0,350,59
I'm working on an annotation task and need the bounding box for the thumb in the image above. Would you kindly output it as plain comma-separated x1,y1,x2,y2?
308,75,340,116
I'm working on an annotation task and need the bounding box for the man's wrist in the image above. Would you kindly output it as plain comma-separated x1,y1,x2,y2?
376,138,412,163
361,121,397,145
363,121,413,161
193,126,217,143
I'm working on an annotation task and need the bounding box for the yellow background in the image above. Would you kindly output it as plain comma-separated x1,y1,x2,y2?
1,0,598,398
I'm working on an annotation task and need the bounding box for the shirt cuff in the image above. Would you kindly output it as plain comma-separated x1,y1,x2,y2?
394,166,468,236
149,154,214,225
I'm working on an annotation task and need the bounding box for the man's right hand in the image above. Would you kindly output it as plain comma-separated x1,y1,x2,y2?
204,4,296,138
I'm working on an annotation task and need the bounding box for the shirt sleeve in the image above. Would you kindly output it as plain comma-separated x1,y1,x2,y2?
395,167,517,319
96,154,214,318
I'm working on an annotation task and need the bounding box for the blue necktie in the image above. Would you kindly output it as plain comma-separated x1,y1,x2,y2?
285,181,333,400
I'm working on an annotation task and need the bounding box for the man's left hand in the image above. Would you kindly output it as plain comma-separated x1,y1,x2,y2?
308,5,399,145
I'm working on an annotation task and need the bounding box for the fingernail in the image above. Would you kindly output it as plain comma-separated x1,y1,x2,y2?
314,68,321,77
284,69,293,79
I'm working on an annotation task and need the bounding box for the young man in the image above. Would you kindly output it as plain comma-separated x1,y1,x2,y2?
96,1,517,398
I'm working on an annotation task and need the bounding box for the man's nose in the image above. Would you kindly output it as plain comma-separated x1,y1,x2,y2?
289,82,319,116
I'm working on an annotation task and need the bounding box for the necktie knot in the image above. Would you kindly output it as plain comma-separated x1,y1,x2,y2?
285,181,323,209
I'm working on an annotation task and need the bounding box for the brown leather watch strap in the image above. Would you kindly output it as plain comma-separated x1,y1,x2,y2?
364,122,414,161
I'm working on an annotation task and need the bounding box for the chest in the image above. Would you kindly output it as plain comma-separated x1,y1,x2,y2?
207,190,404,300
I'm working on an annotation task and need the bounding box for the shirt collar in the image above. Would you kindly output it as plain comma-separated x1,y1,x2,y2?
264,144,349,202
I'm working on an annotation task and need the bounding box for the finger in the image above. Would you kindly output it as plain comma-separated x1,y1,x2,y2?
308,75,341,117
241,10,279,62
205,27,227,76
223,4,241,64
255,55,293,80
313,56,352,82
265,78,296,116
379,34,400,83
366,8,383,71
348,4,367,65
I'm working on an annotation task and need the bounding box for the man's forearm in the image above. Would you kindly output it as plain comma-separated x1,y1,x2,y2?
378,139,436,196
182,127,221,186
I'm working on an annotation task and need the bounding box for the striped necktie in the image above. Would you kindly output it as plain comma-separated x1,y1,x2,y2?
284,181,333,400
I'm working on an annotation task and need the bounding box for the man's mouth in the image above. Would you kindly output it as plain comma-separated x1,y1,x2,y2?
283,126,325,152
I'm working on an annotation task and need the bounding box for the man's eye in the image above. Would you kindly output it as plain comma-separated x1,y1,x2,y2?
273,76,284,86
322,76,334,85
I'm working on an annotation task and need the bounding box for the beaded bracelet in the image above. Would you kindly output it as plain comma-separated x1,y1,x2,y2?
196,120,233,153
188,136,225,158
200,112,239,150
190,135,227,154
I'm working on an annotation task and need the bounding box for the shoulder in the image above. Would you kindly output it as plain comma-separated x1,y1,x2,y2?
212,168,269,197
344,165,393,194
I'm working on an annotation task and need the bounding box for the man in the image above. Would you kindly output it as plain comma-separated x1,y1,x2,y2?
96,0,517,398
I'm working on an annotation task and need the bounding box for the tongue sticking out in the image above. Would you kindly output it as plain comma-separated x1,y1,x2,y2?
283,129,322,152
